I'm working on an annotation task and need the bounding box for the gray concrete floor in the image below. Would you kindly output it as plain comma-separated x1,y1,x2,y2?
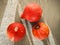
0,0,8,25
43,0,60,45
0,0,60,45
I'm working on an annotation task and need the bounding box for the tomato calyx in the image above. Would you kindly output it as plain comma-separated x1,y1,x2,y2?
34,24,40,30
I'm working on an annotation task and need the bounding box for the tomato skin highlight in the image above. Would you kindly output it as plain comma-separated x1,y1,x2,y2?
32,22,49,40
21,3,42,22
7,22,26,42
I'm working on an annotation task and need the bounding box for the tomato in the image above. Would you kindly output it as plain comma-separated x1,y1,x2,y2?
21,3,42,22
32,22,49,40
7,22,26,42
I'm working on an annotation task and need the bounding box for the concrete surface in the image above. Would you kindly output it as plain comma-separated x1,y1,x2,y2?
0,0,18,45
0,0,8,26
41,0,60,45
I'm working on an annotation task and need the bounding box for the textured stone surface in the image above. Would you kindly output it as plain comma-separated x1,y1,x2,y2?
0,0,18,45
0,0,8,26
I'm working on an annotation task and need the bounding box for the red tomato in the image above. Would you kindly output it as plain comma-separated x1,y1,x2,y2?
32,22,49,40
21,3,42,22
7,22,26,42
